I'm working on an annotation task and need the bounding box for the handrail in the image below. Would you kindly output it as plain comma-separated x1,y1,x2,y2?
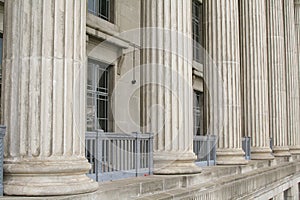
193,135,217,167
0,126,6,196
242,136,251,160
85,131,153,182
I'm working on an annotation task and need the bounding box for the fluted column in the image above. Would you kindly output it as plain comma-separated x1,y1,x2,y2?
239,0,274,160
294,0,300,154
284,0,300,155
1,0,98,196
204,0,247,164
266,0,290,157
141,0,201,174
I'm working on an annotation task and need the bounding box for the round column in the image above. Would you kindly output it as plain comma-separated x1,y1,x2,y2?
141,0,201,174
266,0,290,157
292,0,300,154
204,0,247,164
284,0,300,155
239,0,274,160
1,0,98,196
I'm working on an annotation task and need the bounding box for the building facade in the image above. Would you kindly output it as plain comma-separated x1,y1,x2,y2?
0,0,300,199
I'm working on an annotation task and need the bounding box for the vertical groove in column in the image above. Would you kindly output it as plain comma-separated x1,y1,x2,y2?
266,0,290,157
141,0,201,174
19,0,30,157
53,0,64,156
40,0,53,158
164,0,171,151
204,0,247,165
187,0,193,152
171,0,179,151
239,0,273,159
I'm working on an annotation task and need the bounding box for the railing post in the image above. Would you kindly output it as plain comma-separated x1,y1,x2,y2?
242,136,251,160
270,137,273,151
248,137,251,160
207,135,211,166
212,135,217,165
135,132,141,177
0,126,5,196
96,130,103,182
149,133,154,175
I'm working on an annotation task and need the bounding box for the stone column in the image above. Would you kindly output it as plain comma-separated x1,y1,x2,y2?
204,0,247,164
274,193,284,200
284,0,300,155
1,0,98,196
141,0,201,174
266,0,290,157
294,0,300,154
291,184,299,200
239,0,274,160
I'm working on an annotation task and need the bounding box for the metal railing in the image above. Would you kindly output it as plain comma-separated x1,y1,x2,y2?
85,131,153,182
242,136,251,160
193,135,217,167
270,138,274,151
0,126,5,196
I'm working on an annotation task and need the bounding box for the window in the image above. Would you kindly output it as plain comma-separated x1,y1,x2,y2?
284,188,292,200
0,33,3,119
193,90,204,136
87,59,110,132
299,183,300,200
88,0,114,23
192,0,204,63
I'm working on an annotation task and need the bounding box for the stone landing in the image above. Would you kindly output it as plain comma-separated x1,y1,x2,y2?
2,157,300,199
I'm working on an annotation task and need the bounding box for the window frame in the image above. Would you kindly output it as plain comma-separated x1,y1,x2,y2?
88,0,115,23
87,59,111,132
193,90,204,136
192,0,204,63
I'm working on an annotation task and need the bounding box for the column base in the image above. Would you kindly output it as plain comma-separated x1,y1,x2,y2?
4,157,99,196
289,146,300,155
251,147,274,160
272,146,291,157
216,148,248,165
153,151,202,175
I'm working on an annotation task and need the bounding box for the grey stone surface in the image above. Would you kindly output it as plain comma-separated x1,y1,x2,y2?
239,0,274,160
204,0,247,165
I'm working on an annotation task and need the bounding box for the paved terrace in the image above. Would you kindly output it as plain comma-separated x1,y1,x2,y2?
2,156,300,200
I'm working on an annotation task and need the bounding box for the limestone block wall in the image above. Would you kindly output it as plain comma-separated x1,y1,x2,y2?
86,0,141,133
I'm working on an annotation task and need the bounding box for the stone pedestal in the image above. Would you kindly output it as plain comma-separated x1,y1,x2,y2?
141,0,201,174
1,0,98,196
266,0,291,157
204,0,247,165
239,0,274,160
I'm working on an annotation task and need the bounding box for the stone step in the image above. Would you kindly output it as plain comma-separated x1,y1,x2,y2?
133,159,299,200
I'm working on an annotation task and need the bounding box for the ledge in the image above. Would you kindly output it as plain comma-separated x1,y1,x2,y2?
86,26,129,49
87,13,120,36
2,157,300,199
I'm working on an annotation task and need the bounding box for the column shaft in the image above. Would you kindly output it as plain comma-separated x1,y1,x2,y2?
239,0,274,160
266,0,290,157
204,0,247,164
1,0,98,196
284,0,300,154
294,0,300,154
141,0,201,174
